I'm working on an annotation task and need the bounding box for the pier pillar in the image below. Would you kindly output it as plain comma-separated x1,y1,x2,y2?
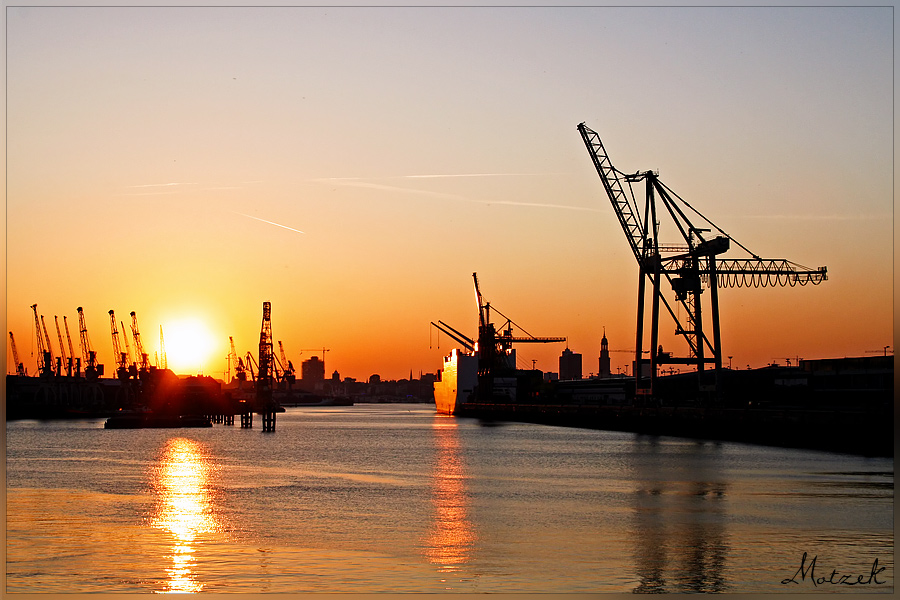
241,411,253,428
261,412,276,432
224,413,234,426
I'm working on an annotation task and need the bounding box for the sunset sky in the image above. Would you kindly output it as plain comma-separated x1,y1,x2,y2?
5,5,893,379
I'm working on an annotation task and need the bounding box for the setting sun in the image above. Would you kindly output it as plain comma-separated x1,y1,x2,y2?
162,318,218,376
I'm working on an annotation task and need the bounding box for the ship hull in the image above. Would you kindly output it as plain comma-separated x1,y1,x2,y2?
433,349,478,415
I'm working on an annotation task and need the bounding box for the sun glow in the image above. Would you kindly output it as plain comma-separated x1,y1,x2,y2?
161,317,217,375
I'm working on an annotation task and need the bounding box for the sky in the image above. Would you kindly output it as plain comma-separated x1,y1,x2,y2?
4,4,894,379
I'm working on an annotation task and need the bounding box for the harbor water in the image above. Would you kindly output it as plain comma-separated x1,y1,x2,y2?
6,404,893,593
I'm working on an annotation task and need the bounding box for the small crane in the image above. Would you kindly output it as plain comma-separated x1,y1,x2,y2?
54,316,71,377
109,310,129,380
31,304,52,376
130,311,150,375
77,307,101,379
8,331,26,376
229,336,246,382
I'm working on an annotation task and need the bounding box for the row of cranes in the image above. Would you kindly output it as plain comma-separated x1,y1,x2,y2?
226,333,330,387
10,304,167,381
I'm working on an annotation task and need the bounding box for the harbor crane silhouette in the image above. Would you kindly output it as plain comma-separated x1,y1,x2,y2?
577,122,827,400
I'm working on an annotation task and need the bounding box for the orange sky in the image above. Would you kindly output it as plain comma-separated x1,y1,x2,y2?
4,6,894,379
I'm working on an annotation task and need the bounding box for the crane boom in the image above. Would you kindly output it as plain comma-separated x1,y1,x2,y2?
431,321,475,352
577,123,645,261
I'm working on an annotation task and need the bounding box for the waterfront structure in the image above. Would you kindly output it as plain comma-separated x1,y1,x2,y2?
301,356,325,385
559,348,582,381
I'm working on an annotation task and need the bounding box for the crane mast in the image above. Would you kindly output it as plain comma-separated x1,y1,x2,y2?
577,122,827,399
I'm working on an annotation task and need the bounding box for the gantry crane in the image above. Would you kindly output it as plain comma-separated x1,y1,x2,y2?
129,311,150,375
109,310,129,380
9,331,26,376
77,307,101,380
577,122,827,398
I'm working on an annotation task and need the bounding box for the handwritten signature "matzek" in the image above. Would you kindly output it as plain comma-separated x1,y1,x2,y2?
782,552,887,587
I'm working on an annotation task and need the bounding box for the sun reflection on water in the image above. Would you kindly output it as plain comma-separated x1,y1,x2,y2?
424,418,476,573
149,437,219,593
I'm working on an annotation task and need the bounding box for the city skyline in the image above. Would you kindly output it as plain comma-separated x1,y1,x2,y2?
6,5,893,379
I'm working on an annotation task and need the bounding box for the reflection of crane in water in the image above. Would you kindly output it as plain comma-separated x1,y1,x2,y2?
577,123,827,398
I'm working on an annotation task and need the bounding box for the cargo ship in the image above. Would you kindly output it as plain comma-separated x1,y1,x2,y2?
433,348,478,415
432,273,566,415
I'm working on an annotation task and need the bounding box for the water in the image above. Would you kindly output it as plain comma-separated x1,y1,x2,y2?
6,404,893,593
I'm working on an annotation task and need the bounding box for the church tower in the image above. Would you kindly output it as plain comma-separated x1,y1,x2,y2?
598,328,611,379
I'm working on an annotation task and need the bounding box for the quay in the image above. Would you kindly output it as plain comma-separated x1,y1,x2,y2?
454,402,892,457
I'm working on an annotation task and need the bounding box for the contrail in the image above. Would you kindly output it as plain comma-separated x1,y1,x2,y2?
232,211,305,234
314,178,599,212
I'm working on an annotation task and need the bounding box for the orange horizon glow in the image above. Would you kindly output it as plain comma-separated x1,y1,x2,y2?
4,7,892,382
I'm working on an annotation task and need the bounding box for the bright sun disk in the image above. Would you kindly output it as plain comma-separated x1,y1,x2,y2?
162,317,216,375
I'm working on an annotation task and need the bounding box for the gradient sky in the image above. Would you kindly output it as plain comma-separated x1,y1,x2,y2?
5,5,893,379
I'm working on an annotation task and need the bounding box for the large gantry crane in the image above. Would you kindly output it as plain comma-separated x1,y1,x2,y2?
577,122,827,399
